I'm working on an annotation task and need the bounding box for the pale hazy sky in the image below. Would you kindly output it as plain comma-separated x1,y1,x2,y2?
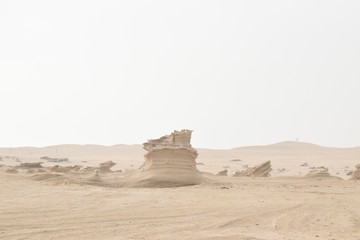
0,0,360,148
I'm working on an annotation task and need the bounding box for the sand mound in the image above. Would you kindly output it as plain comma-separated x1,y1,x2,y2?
349,164,360,180
130,130,202,187
234,161,272,177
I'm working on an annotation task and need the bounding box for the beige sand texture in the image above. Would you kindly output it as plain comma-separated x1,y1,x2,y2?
1,141,359,179
0,171,360,240
1,135,360,239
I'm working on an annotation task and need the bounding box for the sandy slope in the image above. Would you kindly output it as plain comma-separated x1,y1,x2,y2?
0,172,359,240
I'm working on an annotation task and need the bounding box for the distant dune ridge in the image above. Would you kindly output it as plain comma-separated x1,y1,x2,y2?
0,132,360,186
1,131,360,239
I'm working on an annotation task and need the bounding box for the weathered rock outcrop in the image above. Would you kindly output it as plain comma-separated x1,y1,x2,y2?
98,161,116,172
234,161,272,177
40,156,69,163
80,161,117,173
134,129,202,186
305,169,342,179
49,165,83,173
217,170,228,176
305,169,331,178
349,164,360,180
15,162,43,169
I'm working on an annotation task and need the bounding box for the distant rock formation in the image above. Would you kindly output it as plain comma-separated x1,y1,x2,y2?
79,161,117,173
5,168,18,173
98,161,116,172
305,169,342,179
305,169,331,178
234,161,272,177
134,129,202,186
349,164,360,180
15,162,43,169
217,170,228,176
40,156,69,163
49,165,83,173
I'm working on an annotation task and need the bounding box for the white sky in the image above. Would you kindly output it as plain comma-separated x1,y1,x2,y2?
0,0,360,148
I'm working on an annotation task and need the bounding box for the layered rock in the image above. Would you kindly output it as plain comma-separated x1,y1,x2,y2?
305,169,342,179
80,161,117,173
234,161,272,177
349,164,360,180
305,169,331,178
135,129,202,186
15,162,44,169
49,165,83,173
98,161,116,172
217,169,228,176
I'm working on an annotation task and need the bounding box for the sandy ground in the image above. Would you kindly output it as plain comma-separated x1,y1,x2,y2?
0,172,359,240
1,141,360,240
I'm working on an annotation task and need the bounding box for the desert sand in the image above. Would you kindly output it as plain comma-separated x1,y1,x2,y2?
1,134,360,240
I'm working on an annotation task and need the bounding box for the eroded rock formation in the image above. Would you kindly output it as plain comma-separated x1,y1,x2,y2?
49,165,83,173
305,169,331,178
98,161,116,172
349,164,360,180
80,161,117,173
234,161,272,177
135,129,202,186
15,162,43,169
305,169,342,179
217,170,228,176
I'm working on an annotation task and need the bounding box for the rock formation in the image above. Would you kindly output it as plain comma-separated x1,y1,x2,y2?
234,161,272,177
134,129,202,186
49,165,83,173
217,170,228,176
98,161,116,172
80,161,116,173
15,162,43,169
349,164,360,180
5,168,18,173
40,156,69,163
305,169,342,179
305,169,331,178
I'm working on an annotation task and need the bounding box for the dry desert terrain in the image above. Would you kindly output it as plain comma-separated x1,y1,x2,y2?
1,141,360,240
